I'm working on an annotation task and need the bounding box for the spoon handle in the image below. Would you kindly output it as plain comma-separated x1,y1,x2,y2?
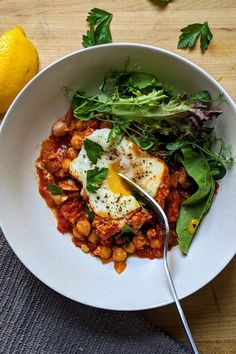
119,173,199,354
163,250,199,354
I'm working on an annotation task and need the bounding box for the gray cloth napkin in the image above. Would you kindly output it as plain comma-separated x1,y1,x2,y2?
0,229,191,354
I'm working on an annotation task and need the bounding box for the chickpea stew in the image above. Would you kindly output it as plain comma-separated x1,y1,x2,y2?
36,71,232,274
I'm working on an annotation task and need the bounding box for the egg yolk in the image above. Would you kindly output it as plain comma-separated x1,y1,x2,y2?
107,162,131,196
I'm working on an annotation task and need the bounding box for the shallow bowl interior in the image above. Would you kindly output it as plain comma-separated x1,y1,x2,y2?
0,44,235,310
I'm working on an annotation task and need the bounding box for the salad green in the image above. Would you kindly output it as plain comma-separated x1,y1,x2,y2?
72,70,233,254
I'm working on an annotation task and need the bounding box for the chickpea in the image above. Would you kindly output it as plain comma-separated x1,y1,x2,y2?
88,230,99,245
54,168,66,178
81,244,89,253
124,241,136,254
114,261,127,274
52,195,67,205
95,246,112,260
71,134,83,150
147,228,156,240
76,219,91,236
113,248,127,262
178,168,187,185
75,120,87,132
133,234,147,249
52,119,68,137
73,225,84,241
62,158,71,172
67,147,78,160
150,239,162,249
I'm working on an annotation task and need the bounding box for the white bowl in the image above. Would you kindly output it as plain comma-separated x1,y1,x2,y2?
0,44,235,310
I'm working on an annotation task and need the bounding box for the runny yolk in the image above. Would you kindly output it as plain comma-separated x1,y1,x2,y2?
107,161,131,196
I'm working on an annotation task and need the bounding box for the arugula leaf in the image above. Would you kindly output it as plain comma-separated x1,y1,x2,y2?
86,167,108,193
115,224,137,244
48,184,63,195
130,135,156,151
176,147,215,254
107,125,122,142
107,120,130,143
178,22,213,53
84,138,104,164
73,91,105,120
85,209,95,221
191,90,211,103
82,8,113,47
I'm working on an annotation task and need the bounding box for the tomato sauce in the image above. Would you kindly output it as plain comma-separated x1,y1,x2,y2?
36,110,190,273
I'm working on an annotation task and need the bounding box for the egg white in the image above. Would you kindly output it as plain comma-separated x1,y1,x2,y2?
70,128,167,219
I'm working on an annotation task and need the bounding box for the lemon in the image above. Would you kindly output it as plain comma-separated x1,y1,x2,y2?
0,26,39,113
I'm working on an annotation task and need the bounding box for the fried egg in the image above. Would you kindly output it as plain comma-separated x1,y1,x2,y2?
70,128,168,219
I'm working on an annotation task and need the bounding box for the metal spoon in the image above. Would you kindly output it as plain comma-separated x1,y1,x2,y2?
119,173,199,354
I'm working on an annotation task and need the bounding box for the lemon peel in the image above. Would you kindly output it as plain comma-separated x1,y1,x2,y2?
0,26,39,113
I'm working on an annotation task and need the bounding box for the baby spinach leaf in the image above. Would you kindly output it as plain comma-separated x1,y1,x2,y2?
180,147,213,204
176,147,215,254
177,178,215,254
208,159,226,180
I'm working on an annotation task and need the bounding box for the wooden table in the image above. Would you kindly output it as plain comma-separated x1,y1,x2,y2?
1,1,235,353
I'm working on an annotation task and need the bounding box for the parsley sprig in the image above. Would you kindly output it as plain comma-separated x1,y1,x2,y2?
84,138,104,164
86,167,108,193
178,22,213,53
82,8,113,47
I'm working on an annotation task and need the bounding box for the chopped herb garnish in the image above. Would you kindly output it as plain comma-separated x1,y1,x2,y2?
115,224,137,244
48,184,63,195
86,167,108,193
86,209,95,221
84,138,104,164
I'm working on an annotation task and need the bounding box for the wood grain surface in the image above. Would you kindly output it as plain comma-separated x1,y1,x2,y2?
0,1,235,353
